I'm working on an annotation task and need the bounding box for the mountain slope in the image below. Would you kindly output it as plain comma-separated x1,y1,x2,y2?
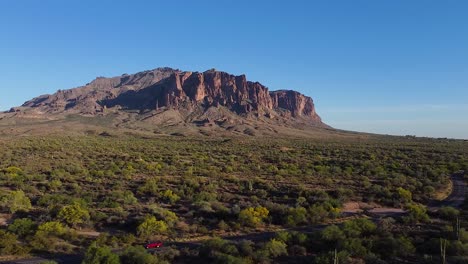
3,67,330,136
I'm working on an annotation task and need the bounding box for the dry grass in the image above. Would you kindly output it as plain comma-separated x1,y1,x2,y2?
434,178,453,201
0,112,370,140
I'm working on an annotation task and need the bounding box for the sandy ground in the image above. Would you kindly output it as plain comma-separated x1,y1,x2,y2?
76,230,101,237
342,202,405,214
342,201,373,213
0,214,10,226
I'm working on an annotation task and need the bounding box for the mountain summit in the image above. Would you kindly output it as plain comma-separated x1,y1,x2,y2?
6,68,329,136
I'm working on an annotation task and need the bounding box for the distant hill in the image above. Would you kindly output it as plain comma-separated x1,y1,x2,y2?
1,67,333,137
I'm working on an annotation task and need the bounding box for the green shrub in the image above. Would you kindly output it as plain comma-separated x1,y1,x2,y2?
0,230,29,255
0,190,32,213
263,239,288,257
58,202,90,227
136,216,168,238
8,218,37,237
238,206,269,227
120,245,159,264
83,242,120,264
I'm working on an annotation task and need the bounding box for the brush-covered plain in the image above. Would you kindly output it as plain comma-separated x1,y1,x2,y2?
0,134,467,263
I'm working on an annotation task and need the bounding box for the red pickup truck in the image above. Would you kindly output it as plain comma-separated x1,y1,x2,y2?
144,241,163,249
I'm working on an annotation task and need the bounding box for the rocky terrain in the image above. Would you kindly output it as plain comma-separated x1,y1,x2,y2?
2,67,330,136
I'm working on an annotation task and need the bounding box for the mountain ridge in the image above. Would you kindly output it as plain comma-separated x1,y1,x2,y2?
4,67,330,136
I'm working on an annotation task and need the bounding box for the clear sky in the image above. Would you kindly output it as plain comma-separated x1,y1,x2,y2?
1,0,467,139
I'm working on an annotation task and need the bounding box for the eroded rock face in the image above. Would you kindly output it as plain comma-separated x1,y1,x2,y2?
169,70,274,114
270,90,319,118
15,67,325,126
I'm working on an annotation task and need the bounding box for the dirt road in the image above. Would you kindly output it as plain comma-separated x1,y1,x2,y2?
428,171,466,211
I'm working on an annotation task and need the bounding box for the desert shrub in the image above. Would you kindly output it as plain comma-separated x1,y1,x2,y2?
403,203,430,223
438,206,460,221
342,218,377,238
238,206,269,227
122,191,138,205
263,239,288,257
136,216,168,238
0,230,29,255
200,237,233,258
8,218,37,238
138,178,159,195
83,242,120,264
161,189,180,204
0,190,32,213
315,250,350,264
397,187,413,205
149,206,178,226
237,240,255,257
285,206,308,226
120,245,159,264
321,225,345,245
36,221,67,237
58,202,90,227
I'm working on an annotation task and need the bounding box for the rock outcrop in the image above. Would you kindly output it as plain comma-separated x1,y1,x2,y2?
10,67,326,128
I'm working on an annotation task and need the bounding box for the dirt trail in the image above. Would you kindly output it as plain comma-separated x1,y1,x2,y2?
343,172,466,216
428,171,466,211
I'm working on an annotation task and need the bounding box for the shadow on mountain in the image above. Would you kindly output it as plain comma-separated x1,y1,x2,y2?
99,82,165,111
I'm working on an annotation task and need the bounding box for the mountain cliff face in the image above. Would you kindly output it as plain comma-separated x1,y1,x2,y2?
8,68,327,133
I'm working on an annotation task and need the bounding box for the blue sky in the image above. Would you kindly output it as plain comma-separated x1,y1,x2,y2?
1,0,467,139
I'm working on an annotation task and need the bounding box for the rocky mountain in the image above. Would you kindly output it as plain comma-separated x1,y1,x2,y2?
5,67,329,136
